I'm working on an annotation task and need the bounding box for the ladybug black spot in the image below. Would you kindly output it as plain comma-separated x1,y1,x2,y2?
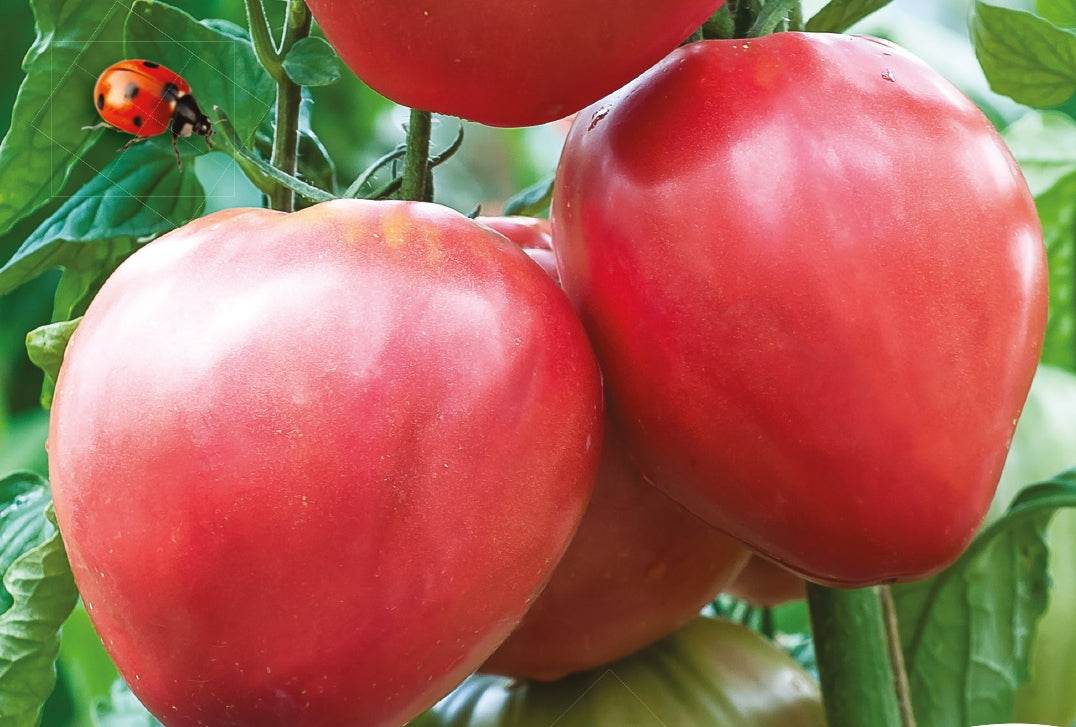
132,116,143,128
125,83,140,100
142,61,160,69
96,93,105,110
162,82,179,102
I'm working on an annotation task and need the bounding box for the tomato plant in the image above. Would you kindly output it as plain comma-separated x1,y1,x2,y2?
49,201,603,726
553,32,1048,588
0,1,1074,727
306,0,726,127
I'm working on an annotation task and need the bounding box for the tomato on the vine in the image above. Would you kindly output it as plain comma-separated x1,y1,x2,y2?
553,33,1047,587
417,619,825,727
49,201,603,727
306,0,725,127
474,215,748,681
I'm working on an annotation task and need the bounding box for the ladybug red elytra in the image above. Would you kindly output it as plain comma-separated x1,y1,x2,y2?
93,60,213,164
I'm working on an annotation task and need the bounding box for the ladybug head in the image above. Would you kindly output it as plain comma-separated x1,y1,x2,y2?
191,114,212,139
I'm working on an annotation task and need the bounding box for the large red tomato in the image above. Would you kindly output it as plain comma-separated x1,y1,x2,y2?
305,0,725,127
49,201,603,727
477,216,748,681
553,34,1047,587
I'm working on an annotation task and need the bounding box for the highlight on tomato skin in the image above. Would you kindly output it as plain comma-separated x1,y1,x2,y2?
553,32,1047,588
48,201,604,727
306,0,726,127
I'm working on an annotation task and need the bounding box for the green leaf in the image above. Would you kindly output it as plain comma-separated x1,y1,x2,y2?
894,471,1076,727
215,112,336,204
0,0,127,237
283,37,342,88
1004,112,1076,372
503,177,554,218
1039,0,1076,28
0,473,80,726
125,0,275,145
805,0,893,32
26,318,81,409
94,680,161,727
749,0,800,36
0,141,204,298
973,2,1076,109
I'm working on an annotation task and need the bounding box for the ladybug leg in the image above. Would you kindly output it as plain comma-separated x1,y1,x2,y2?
170,132,183,170
118,136,143,152
82,121,110,132
169,118,183,170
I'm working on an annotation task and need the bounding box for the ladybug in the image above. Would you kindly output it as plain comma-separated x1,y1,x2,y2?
93,60,212,164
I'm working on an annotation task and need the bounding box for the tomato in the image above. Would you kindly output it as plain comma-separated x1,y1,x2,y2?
553,33,1047,587
476,216,748,681
989,366,1076,727
306,0,725,127
49,201,603,727
416,618,825,727
726,556,806,608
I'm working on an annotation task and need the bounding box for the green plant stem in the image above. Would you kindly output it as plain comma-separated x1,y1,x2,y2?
268,0,311,212
748,0,799,36
807,584,902,727
243,0,311,212
880,586,918,727
400,109,433,202
734,0,762,37
243,0,281,78
789,1,804,30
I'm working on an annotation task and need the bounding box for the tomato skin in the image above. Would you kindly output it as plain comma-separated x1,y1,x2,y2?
478,217,558,281
483,427,749,680
417,619,825,727
476,216,748,680
49,201,603,727
554,34,1047,586
726,557,806,608
306,0,725,127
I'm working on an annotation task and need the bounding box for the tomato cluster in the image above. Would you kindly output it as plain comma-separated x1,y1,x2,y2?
49,9,1046,727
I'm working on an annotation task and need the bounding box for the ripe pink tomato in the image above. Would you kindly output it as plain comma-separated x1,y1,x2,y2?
553,34,1047,587
478,216,749,681
727,557,806,608
50,201,603,727
306,0,725,127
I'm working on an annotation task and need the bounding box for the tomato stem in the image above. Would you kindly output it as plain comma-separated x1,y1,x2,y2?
807,584,903,727
880,585,918,727
400,109,433,202
789,1,804,31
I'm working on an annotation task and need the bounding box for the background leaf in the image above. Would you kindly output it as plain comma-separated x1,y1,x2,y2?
94,680,161,727
1004,112,1076,373
973,2,1076,109
125,0,274,144
283,37,342,88
806,0,894,32
1039,0,1076,28
25,318,80,408
0,474,79,726
503,177,553,217
0,0,126,237
894,472,1076,727
0,141,203,300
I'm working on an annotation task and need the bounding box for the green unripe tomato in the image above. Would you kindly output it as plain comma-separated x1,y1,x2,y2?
413,618,824,727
